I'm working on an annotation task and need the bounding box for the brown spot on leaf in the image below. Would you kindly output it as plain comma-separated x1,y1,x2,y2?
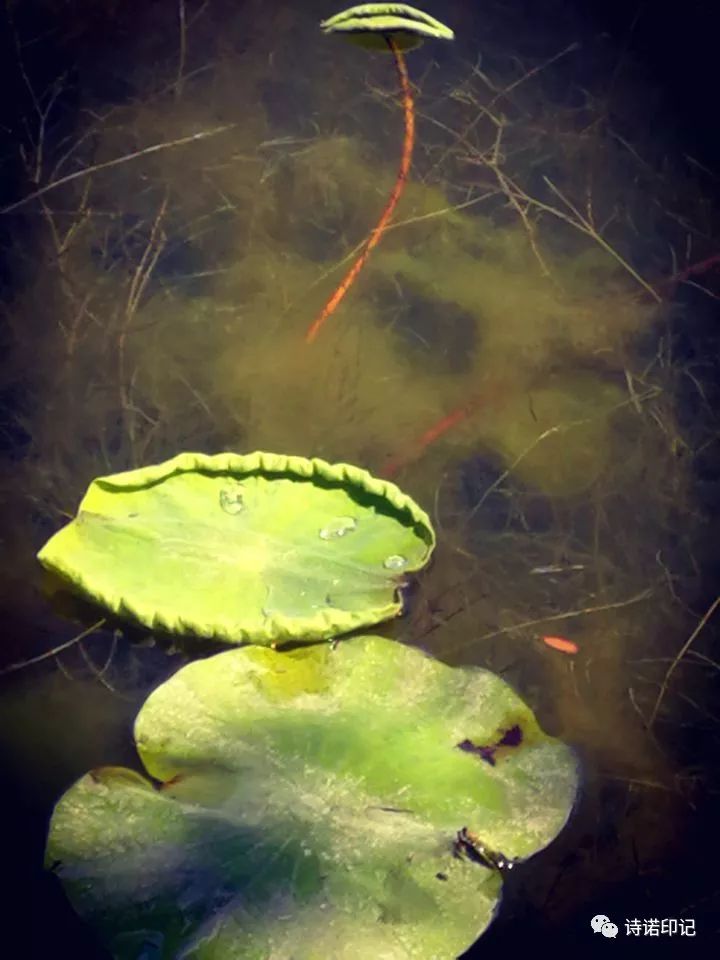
456,723,524,766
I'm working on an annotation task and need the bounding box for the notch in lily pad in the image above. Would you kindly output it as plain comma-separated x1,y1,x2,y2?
321,3,455,51
36,452,435,647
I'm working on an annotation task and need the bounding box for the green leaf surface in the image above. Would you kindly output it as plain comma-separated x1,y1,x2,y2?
37,452,435,646
46,636,578,959
321,4,454,51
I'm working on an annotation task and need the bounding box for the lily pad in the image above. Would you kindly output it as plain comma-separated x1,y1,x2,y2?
46,636,578,959
37,452,435,646
321,4,455,51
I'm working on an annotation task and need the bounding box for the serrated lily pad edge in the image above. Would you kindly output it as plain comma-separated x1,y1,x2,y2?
88,451,434,545
321,4,455,41
52,450,436,557
36,452,436,645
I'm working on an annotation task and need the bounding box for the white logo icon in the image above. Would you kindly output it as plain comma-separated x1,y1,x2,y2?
601,922,619,938
591,914,610,933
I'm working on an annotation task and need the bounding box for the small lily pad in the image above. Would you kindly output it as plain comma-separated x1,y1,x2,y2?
321,4,455,51
46,636,578,959
37,452,435,646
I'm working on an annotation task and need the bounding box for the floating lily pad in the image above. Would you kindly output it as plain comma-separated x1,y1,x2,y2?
37,452,435,646
46,636,578,959
321,4,454,51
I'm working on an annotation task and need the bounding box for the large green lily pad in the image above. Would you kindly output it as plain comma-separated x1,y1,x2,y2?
37,452,435,646
46,636,578,959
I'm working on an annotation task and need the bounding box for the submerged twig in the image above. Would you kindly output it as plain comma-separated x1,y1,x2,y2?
542,176,662,302
76,633,119,693
440,589,654,654
0,125,235,215
175,0,187,100
119,193,168,462
0,618,107,676
648,594,720,729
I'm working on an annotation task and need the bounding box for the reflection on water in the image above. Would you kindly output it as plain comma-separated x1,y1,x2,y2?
1,0,719,954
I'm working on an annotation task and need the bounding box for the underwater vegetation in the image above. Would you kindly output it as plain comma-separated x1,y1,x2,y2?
0,2,670,517
15,9,579,957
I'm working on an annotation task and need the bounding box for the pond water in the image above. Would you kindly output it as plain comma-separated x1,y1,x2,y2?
1,0,718,955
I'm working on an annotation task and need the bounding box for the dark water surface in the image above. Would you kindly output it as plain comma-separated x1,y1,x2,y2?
1,0,718,956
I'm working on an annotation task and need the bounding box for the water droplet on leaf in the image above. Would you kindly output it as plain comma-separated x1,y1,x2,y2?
383,554,407,570
319,516,357,540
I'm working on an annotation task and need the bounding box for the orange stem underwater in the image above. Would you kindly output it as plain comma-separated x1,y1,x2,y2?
305,37,415,344
381,403,476,479
380,380,509,479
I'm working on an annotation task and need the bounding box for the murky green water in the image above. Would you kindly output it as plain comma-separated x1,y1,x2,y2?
1,0,718,955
